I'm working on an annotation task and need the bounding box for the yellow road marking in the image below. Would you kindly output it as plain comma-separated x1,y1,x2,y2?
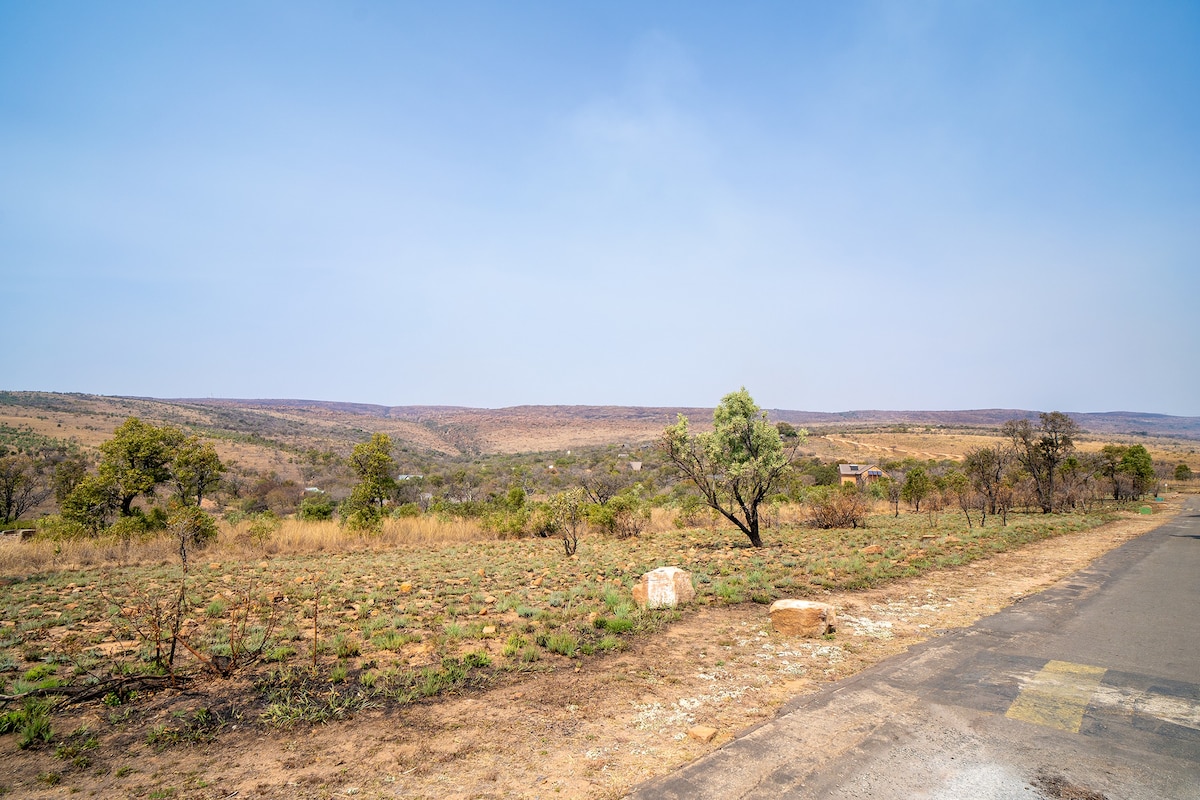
1006,660,1107,733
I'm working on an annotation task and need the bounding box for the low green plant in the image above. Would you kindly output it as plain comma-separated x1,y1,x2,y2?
1,698,53,749
541,632,579,657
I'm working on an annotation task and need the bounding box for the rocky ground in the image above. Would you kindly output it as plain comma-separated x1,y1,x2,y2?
0,503,1179,799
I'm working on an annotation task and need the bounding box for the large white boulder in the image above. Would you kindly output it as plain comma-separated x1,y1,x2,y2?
632,567,695,609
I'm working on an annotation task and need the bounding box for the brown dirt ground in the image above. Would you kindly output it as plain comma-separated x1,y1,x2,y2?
0,501,1180,800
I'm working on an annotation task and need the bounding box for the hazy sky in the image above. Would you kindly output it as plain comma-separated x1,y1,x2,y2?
3,2,1197,415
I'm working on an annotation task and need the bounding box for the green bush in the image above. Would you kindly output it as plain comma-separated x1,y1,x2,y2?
107,514,151,541
30,515,87,540
586,491,649,539
298,495,336,521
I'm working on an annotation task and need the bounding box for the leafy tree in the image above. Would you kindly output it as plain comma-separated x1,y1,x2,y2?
1001,412,1080,513
900,466,932,512
60,418,225,532
170,436,225,507
51,451,89,505
1175,463,1193,481
585,488,649,539
97,418,186,517
775,421,801,440
60,475,117,533
1119,444,1156,499
342,433,397,528
1097,444,1128,500
659,388,803,547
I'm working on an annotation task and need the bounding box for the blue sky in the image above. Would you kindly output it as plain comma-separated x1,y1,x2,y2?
3,1,1198,415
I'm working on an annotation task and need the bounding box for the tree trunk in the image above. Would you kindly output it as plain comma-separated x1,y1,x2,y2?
745,525,763,548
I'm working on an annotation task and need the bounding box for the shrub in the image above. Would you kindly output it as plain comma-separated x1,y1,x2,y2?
586,492,649,539
33,515,89,540
807,486,870,529
107,514,151,541
298,495,336,521
168,506,219,549
673,495,710,529
392,502,422,518
246,511,280,544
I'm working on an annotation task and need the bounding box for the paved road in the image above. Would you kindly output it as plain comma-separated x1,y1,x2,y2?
630,498,1200,799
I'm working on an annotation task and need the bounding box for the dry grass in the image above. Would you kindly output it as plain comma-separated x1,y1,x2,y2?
0,515,498,575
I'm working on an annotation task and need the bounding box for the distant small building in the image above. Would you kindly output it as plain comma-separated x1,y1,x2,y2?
838,464,888,486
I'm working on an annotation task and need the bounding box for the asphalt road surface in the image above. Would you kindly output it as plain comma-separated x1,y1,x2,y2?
630,498,1200,799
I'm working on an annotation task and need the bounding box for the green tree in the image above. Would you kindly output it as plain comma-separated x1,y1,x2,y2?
1175,463,1193,481
1097,444,1128,500
298,493,336,521
51,451,89,505
900,466,932,512
1002,412,1080,513
659,388,803,547
342,433,397,528
170,436,225,507
1119,444,1156,499
60,475,116,533
97,418,186,517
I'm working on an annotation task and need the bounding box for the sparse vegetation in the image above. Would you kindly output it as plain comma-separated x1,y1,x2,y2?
0,391,1194,796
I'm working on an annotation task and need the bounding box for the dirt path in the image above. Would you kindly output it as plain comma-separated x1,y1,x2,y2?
0,503,1180,799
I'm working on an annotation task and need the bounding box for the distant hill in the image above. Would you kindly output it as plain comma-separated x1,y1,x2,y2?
2,393,1197,470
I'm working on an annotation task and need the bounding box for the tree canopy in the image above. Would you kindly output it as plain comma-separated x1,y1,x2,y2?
342,433,398,528
659,388,803,547
1001,412,1080,513
61,417,225,533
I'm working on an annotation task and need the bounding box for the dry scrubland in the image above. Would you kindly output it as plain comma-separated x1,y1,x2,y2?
3,393,1198,486
0,500,1178,798
2,392,1197,797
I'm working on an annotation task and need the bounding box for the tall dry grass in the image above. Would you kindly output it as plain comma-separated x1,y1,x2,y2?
0,515,498,576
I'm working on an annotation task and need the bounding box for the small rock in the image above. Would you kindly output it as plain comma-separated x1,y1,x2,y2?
482,626,496,635
688,726,718,743
400,582,413,593
861,545,884,555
